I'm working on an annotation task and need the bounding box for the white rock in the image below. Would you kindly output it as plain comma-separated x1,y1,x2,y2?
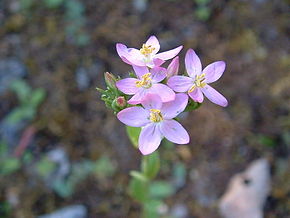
38,205,87,218
219,159,271,218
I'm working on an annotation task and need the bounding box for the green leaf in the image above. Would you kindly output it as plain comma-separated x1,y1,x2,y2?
257,134,276,147
6,107,35,124
143,200,163,218
43,0,64,8
10,80,31,104
93,156,116,178
130,170,148,182
195,6,211,21
141,152,160,180
195,0,211,5
172,162,187,188
129,177,149,203
30,88,45,108
0,158,21,175
126,126,141,148
149,181,175,199
36,158,56,178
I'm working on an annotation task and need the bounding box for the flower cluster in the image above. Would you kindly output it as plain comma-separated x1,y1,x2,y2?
98,36,228,155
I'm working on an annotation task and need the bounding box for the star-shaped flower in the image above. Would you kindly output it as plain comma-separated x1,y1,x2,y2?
116,66,175,104
167,49,228,107
116,35,183,68
117,93,190,155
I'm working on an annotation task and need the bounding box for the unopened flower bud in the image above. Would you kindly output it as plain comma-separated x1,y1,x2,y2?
104,72,117,89
116,96,126,108
167,56,179,78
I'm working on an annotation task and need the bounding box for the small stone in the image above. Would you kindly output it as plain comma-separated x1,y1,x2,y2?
219,159,271,218
38,205,87,218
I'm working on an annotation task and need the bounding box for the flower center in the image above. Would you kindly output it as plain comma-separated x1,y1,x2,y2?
135,73,152,88
140,44,155,57
149,109,163,123
188,73,206,92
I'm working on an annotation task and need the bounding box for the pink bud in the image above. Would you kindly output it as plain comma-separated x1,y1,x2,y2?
116,96,126,108
167,56,179,78
104,72,117,89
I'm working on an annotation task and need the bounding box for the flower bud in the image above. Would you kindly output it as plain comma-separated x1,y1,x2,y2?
167,56,179,78
104,72,117,89
116,96,126,108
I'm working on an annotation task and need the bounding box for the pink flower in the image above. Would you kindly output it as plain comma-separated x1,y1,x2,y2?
116,66,175,104
167,49,228,107
166,56,179,78
116,35,183,68
117,93,190,155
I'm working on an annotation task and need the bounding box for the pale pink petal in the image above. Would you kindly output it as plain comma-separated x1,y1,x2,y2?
128,89,147,105
141,93,162,110
203,61,226,84
116,78,139,95
167,56,179,78
150,67,167,82
139,123,163,155
116,43,133,65
116,43,145,66
145,35,160,54
128,48,145,61
167,76,193,92
185,49,202,78
155,46,183,61
188,88,204,103
201,85,228,107
117,107,149,127
133,65,149,78
160,120,189,144
149,84,175,102
161,93,188,119
152,58,165,67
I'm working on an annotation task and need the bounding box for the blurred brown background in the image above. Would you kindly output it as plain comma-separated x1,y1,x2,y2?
0,0,289,217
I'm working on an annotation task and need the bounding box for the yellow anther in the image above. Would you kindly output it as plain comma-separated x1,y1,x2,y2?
140,44,155,56
149,109,163,123
189,73,207,93
135,73,152,88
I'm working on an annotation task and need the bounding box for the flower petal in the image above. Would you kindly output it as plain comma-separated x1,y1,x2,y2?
160,120,189,144
152,58,165,67
116,43,145,66
150,67,167,82
161,93,188,119
128,90,146,105
167,56,179,78
155,46,183,61
203,61,226,84
116,78,139,95
141,93,162,110
201,85,228,107
117,107,149,127
188,88,204,103
116,43,133,65
139,123,163,155
167,76,193,92
133,65,150,78
145,35,160,54
149,83,175,102
185,49,202,78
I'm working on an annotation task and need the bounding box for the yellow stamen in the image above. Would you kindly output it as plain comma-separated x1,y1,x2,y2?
149,109,163,123
188,73,206,93
140,44,155,56
135,73,152,88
